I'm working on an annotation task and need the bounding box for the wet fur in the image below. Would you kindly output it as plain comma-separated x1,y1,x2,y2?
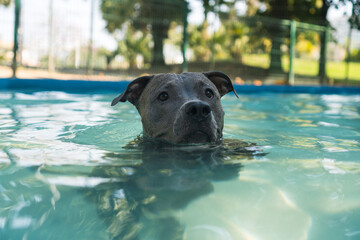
111,72,238,144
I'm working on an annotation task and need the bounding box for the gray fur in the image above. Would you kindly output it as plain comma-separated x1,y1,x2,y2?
112,72,237,144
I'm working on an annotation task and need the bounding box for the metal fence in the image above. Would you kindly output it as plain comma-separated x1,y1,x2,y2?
0,0,359,85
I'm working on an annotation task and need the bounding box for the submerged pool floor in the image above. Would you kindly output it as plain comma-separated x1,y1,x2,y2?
1,91,360,240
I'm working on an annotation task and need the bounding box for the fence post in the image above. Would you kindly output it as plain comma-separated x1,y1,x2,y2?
87,0,95,74
48,0,55,72
12,0,21,78
345,24,353,86
324,26,330,84
319,25,330,85
288,20,296,85
181,1,188,73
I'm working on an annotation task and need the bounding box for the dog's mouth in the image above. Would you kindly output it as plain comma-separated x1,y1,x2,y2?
186,130,211,143
177,127,221,144
153,128,220,145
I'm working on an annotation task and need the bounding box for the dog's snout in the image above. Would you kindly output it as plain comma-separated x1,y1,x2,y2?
185,101,211,121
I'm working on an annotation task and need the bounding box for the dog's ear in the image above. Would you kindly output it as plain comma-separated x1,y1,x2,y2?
111,75,153,106
203,71,238,98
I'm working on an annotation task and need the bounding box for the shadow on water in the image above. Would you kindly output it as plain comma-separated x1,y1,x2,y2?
85,138,266,240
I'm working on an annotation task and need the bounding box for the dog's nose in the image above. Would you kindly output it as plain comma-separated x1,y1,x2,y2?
185,101,211,121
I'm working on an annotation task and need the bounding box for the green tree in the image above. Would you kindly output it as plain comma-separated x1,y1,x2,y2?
253,0,360,79
0,0,11,6
97,47,117,70
100,0,187,67
189,10,251,63
215,8,248,62
252,0,329,73
116,25,152,69
200,0,239,20
188,1,247,62
295,31,320,58
350,47,360,62
188,22,212,62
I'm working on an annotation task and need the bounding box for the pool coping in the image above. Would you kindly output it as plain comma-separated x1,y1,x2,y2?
1,78,360,94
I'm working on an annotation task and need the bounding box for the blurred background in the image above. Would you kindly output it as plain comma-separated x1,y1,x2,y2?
0,0,359,85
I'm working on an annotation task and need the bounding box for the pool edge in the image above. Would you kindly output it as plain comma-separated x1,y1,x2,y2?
1,78,360,94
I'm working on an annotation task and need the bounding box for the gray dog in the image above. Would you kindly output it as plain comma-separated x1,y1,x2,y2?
111,71,238,144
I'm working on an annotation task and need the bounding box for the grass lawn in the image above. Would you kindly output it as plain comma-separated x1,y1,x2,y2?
242,54,270,69
242,54,360,82
326,61,360,81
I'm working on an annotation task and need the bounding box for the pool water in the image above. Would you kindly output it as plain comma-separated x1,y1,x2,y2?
1,91,360,240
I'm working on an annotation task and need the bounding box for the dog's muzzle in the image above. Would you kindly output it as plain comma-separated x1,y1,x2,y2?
173,100,220,144
184,101,211,122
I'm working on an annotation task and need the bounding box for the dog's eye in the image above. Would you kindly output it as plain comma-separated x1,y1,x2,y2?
158,92,169,101
205,89,214,98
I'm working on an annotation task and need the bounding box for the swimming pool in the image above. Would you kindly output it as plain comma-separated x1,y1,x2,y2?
1,79,360,240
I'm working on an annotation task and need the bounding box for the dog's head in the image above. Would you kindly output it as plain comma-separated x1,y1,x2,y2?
111,71,238,144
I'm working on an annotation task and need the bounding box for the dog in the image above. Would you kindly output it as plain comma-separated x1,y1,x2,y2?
111,71,238,144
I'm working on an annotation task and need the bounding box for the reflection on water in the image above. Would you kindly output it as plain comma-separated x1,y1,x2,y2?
0,91,360,240
84,141,262,240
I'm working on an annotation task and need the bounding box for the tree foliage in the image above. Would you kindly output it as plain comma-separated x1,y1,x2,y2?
247,0,360,77
295,31,320,58
328,0,360,29
252,0,359,28
100,0,186,67
100,0,248,68
116,25,152,69
350,47,360,61
188,7,248,62
0,0,11,6
200,0,238,19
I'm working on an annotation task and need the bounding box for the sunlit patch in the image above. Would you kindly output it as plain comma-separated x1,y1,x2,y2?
286,158,360,175
321,97,360,116
11,216,34,229
322,147,348,153
226,109,267,121
279,135,319,149
185,225,232,240
321,95,360,103
318,121,340,127
46,176,115,187
322,159,341,173
0,217,6,229
345,230,360,238
279,116,317,127
0,150,11,164
298,104,324,114
0,108,12,115
319,139,360,153
322,158,360,174
113,189,125,199
277,189,298,209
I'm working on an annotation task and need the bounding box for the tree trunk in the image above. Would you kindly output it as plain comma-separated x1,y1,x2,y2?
267,0,289,74
318,0,330,84
318,30,327,84
269,32,283,73
152,30,166,66
151,22,168,67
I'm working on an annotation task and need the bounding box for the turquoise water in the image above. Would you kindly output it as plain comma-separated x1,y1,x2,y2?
1,91,360,240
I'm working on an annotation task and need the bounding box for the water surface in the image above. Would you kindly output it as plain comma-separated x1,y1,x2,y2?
1,91,360,240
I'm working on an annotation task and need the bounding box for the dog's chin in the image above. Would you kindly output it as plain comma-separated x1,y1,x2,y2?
176,129,220,144
184,131,211,144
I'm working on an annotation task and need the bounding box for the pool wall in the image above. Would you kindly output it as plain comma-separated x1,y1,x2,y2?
1,78,360,94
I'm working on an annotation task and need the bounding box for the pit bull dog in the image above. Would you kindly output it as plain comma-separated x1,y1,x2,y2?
111,71,238,144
